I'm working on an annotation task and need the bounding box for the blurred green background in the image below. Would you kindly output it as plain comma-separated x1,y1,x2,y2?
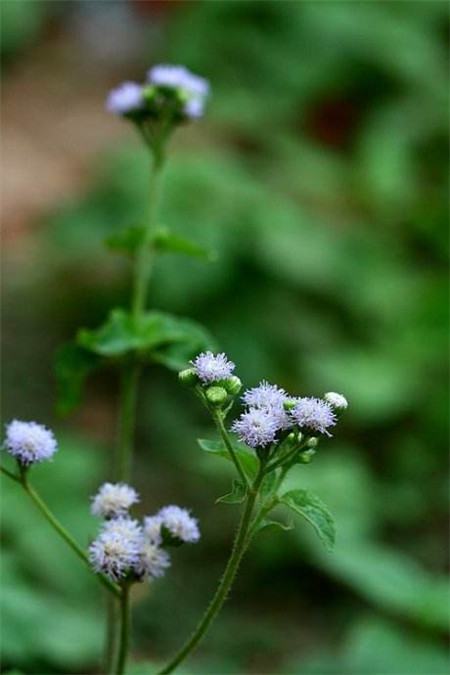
1,1,449,674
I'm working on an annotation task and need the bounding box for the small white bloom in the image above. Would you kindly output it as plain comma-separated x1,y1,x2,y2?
106,81,144,115
4,420,57,465
324,392,348,411
89,517,143,582
91,482,139,519
158,505,201,543
143,515,163,546
137,542,171,581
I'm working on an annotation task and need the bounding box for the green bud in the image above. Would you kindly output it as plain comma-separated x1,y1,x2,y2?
178,368,198,387
306,436,319,449
298,448,316,464
283,399,296,412
222,376,242,396
142,84,157,104
297,431,303,444
205,386,228,406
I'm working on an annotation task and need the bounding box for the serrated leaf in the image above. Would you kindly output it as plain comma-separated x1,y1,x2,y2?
280,489,336,550
197,438,258,479
54,343,101,415
216,479,247,504
153,227,216,261
77,309,215,367
105,224,146,254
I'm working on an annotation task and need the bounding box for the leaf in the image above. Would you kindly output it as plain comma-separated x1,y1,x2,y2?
280,489,336,550
77,309,215,366
216,479,247,504
54,343,101,415
105,224,146,255
255,516,294,535
197,438,258,479
153,227,216,261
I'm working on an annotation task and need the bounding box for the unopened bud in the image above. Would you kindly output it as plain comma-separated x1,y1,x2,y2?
324,392,348,411
205,386,228,406
283,399,296,412
298,448,316,464
178,368,198,387
223,376,242,396
306,436,319,449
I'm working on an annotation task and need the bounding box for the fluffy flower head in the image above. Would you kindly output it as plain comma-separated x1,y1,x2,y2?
147,64,209,119
191,352,235,384
106,81,144,115
291,397,336,436
136,542,171,581
143,515,163,546
91,482,139,519
324,392,348,411
242,381,288,410
4,420,57,465
89,517,143,582
231,407,280,448
158,505,200,543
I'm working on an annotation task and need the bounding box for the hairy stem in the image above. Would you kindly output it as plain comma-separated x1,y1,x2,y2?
116,363,140,483
157,466,265,674
213,411,250,489
0,467,120,597
115,584,131,675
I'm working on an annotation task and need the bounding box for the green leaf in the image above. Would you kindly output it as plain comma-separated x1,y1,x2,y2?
105,224,146,255
255,516,294,535
54,343,101,415
77,309,215,367
197,438,258,479
280,489,336,550
216,479,247,504
153,227,216,261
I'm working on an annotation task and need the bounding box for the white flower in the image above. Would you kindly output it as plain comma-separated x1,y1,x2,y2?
106,81,144,115
89,517,143,582
324,392,348,411
4,420,57,465
137,542,171,580
91,482,139,519
143,515,163,546
158,505,201,543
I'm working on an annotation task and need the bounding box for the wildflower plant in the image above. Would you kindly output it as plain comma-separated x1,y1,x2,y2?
1,63,348,675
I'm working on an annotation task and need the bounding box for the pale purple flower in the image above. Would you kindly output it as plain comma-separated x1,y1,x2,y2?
136,542,171,581
106,81,144,115
290,397,336,436
231,407,280,448
89,517,144,582
191,352,235,384
324,392,348,411
242,381,293,430
143,515,163,546
158,506,200,543
4,420,57,465
147,64,209,119
91,482,139,519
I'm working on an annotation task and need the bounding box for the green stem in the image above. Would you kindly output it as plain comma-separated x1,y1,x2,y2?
116,363,140,483
213,412,250,489
0,467,120,597
115,584,131,675
132,155,165,322
157,466,265,675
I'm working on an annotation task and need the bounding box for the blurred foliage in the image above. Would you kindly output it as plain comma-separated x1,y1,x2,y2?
2,1,449,674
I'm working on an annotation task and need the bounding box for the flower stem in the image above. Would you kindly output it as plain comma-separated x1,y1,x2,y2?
115,583,131,675
213,412,250,490
0,466,120,597
157,466,265,675
116,363,140,483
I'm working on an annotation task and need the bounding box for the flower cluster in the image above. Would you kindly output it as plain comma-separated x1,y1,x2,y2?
185,352,348,452
3,420,58,466
89,482,200,583
106,64,209,122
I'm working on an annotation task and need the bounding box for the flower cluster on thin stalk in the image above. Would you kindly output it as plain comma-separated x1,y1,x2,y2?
89,482,200,584
106,64,210,161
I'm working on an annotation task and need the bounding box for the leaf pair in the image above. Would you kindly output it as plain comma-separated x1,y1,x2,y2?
55,310,215,414
106,225,215,261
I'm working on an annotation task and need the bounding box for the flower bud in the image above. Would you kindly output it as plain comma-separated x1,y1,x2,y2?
306,436,319,449
283,399,296,412
205,386,228,406
297,431,303,444
222,376,242,396
178,368,198,387
298,448,316,464
324,392,348,411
